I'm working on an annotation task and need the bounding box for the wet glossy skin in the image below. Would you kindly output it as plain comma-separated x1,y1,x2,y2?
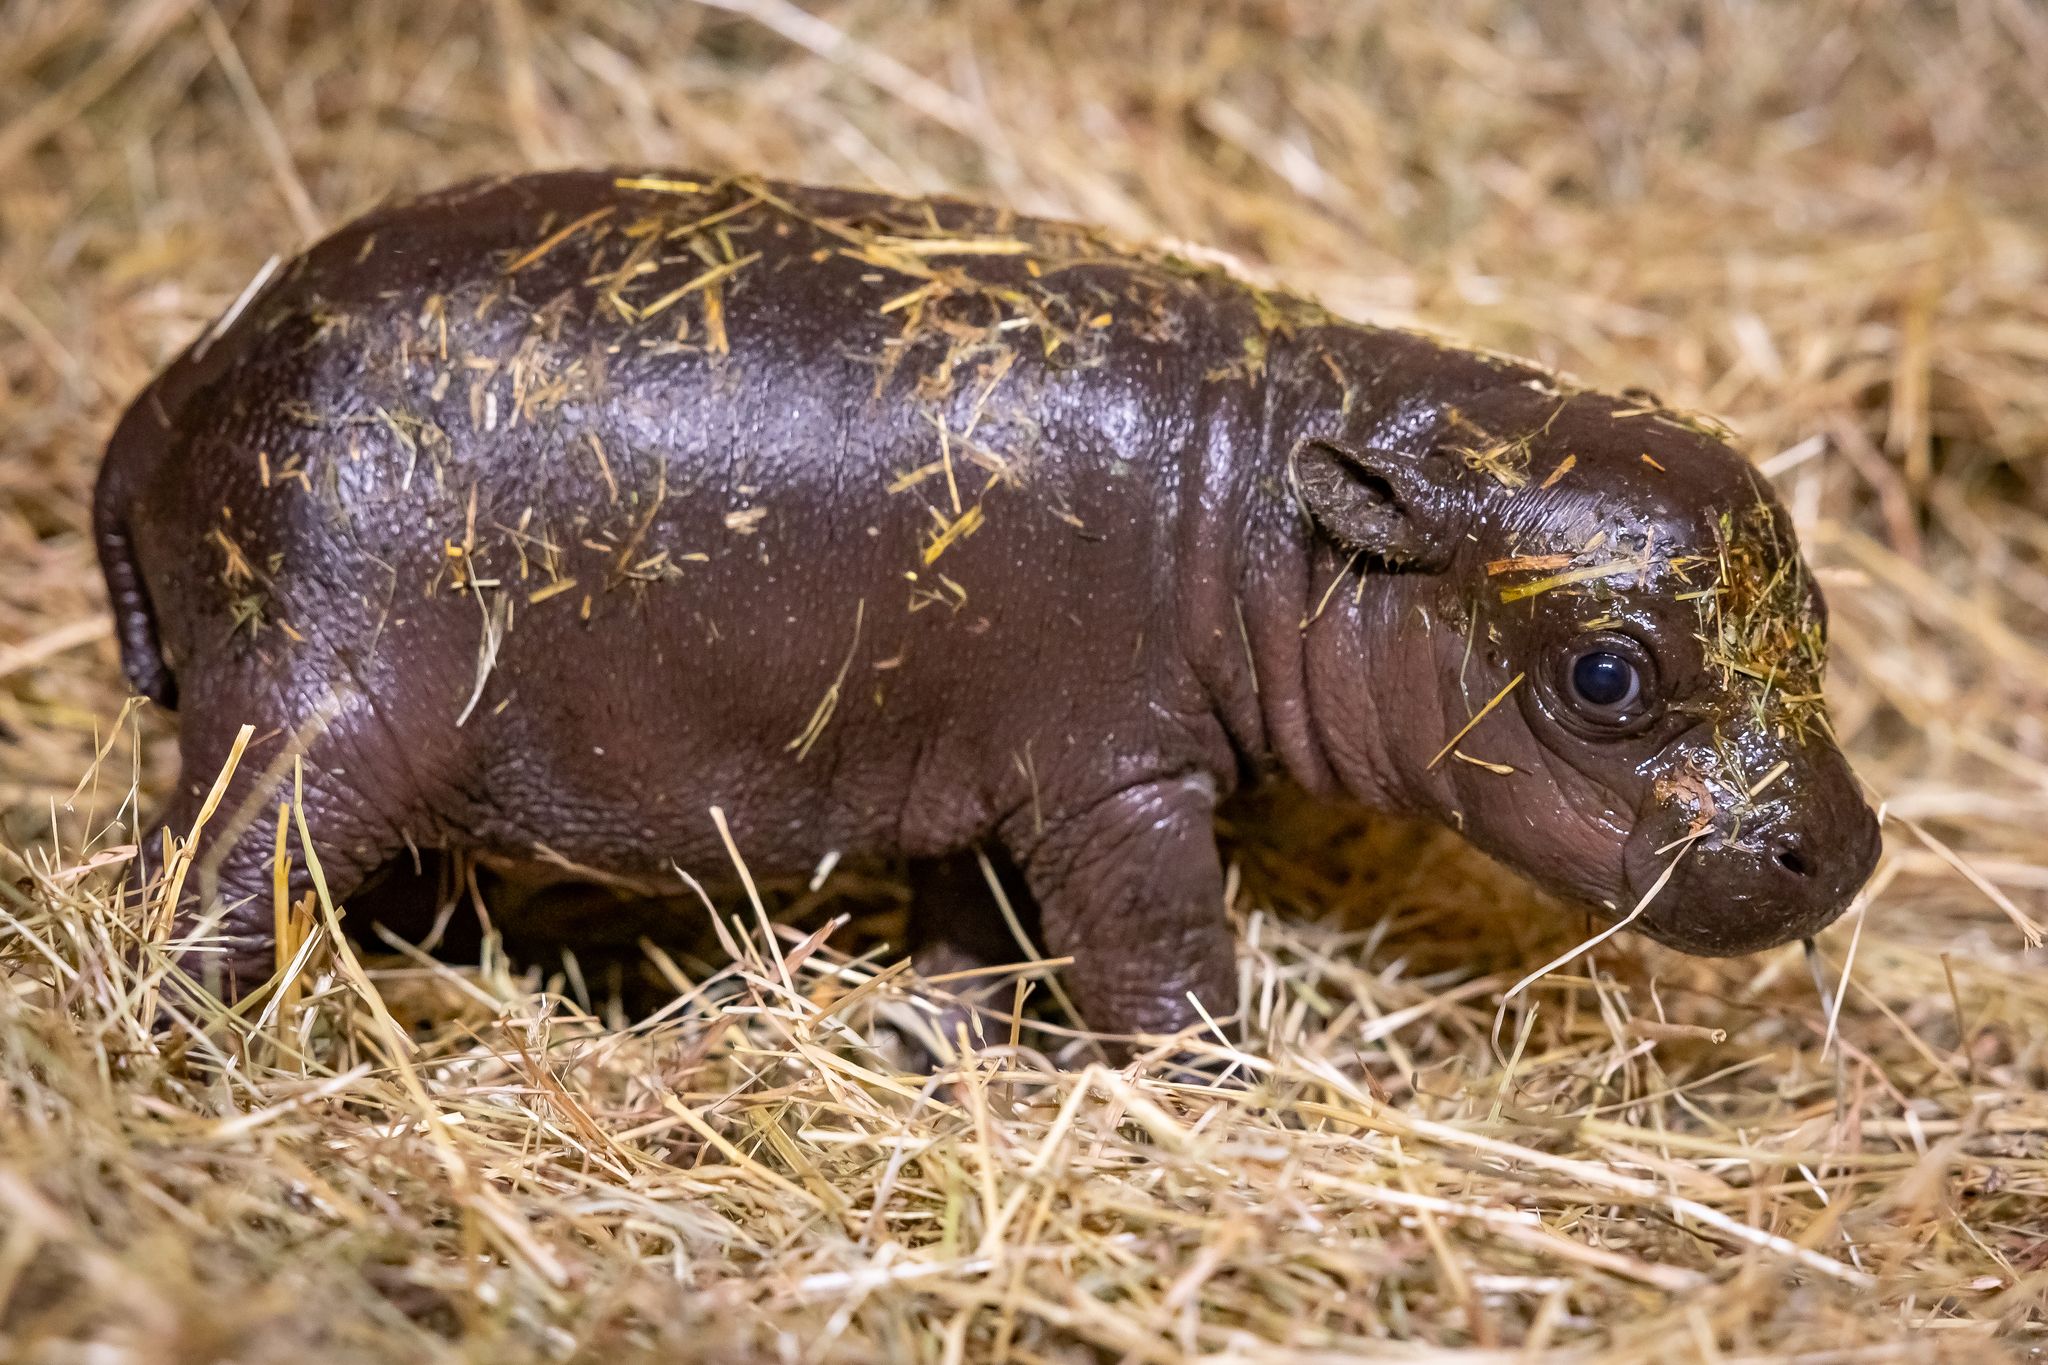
1289,386,1877,955
95,171,1879,1037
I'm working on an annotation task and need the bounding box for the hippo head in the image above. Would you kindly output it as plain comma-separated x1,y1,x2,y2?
1291,346,1879,954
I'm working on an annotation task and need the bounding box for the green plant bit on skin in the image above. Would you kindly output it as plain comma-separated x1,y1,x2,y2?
1694,506,1828,737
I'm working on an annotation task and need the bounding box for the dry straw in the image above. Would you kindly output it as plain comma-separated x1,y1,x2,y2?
3,1,2047,1361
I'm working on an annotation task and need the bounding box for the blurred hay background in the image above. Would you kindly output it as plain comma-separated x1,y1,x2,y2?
3,1,2047,1360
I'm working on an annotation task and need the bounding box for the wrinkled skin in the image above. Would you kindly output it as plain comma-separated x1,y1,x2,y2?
95,171,1879,1043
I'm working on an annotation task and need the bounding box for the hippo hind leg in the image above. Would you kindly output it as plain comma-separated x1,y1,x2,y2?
133,677,445,1001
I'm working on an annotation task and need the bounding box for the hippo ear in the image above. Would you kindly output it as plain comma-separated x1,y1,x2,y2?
1290,438,1457,568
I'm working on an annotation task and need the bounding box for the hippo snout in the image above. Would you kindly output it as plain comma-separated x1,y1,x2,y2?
1623,745,1881,956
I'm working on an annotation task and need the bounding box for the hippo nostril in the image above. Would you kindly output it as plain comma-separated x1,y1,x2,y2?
1772,835,1814,878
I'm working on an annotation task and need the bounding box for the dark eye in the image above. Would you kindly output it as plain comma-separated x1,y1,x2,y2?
1570,650,1640,712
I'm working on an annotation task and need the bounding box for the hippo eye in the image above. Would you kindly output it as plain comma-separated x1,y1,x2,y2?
1571,651,1639,710
1550,634,1659,736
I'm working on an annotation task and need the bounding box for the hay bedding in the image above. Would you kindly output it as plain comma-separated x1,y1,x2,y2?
2,1,2046,1360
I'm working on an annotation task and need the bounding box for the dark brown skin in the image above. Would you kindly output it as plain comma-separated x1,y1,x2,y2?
95,171,1880,1042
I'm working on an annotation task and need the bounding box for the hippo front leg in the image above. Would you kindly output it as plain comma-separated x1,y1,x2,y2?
1008,773,1239,1050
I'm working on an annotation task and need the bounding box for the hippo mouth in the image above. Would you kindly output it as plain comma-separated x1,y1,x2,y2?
1619,780,1881,957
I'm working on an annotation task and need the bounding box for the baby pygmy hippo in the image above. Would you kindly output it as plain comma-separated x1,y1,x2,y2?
96,171,1879,1039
